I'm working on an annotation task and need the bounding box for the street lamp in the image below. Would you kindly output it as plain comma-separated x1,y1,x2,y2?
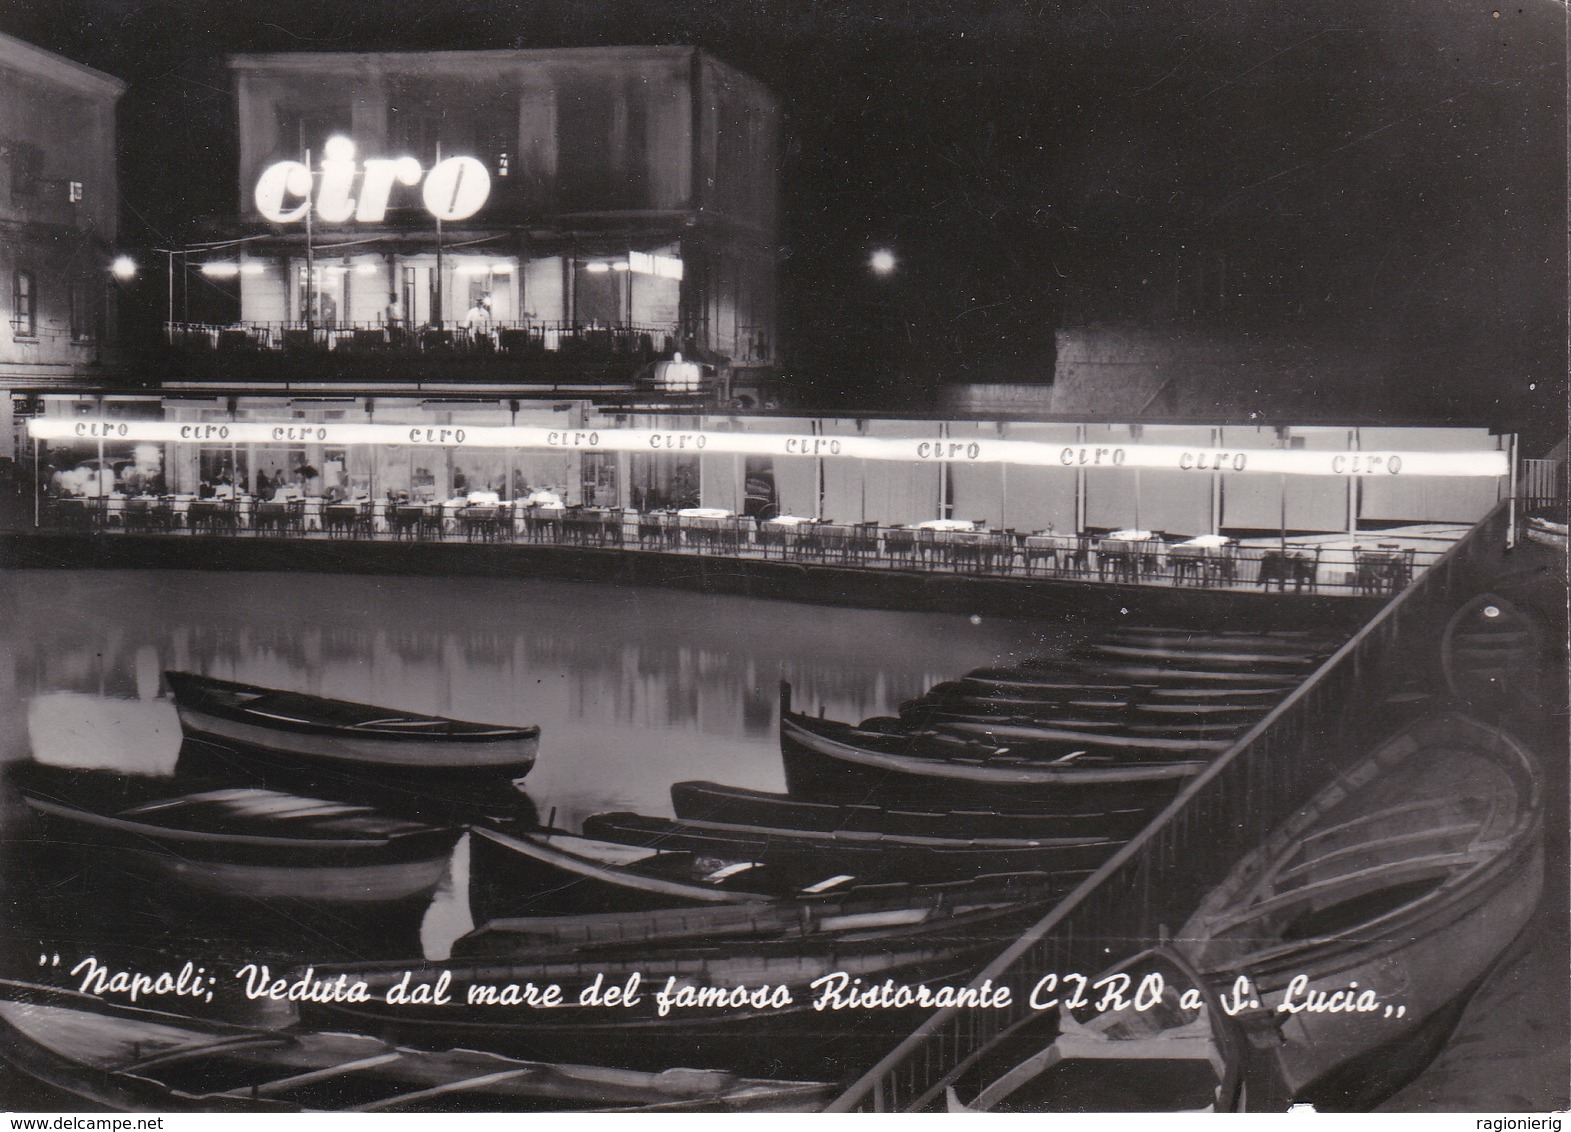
869,247,897,276
110,256,137,280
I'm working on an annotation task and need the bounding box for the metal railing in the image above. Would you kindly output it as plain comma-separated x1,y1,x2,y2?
1521,458,1565,516
824,499,1507,1111
36,499,1442,598
164,320,677,359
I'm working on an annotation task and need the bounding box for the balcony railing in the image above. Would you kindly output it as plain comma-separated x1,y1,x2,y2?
166,320,679,360
34,498,1441,598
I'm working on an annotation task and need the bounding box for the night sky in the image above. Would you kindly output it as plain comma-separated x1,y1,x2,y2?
3,0,1565,427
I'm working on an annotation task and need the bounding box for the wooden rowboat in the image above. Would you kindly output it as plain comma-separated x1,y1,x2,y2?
668,781,1154,840
930,720,1233,754
1078,642,1325,670
296,876,1061,1077
1439,593,1545,713
942,949,1244,1113
932,678,1134,699
469,825,784,920
1176,713,1544,1110
0,981,831,1112
14,764,461,909
963,666,1299,692
1106,627,1333,641
899,709,1254,742
459,871,1065,958
1100,629,1343,651
779,689,1205,812
579,810,1118,885
165,671,539,778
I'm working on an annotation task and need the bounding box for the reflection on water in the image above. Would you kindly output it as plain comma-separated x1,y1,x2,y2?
1,569,1079,970
26,694,182,775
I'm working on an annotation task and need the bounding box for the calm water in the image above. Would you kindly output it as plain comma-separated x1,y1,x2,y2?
0,569,1086,971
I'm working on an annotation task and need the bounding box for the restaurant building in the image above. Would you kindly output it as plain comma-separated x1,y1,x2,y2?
8,43,1532,572
0,32,127,466
26,391,1511,538
164,47,780,407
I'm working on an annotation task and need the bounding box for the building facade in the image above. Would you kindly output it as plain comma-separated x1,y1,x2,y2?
167,47,779,405
0,31,126,464
26,389,1508,540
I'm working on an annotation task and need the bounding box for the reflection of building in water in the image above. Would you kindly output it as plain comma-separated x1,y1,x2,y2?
1,573,1051,756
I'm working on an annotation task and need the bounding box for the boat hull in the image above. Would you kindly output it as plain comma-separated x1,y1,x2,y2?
14,762,461,911
468,826,776,921
174,703,538,770
780,711,1200,811
579,811,1117,886
669,781,1154,840
165,671,539,777
0,986,834,1113
1440,593,1546,714
1178,714,1545,1109
298,910,1042,1078
1262,849,1541,1108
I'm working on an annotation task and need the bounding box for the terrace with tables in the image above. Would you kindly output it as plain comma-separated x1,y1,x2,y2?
36,492,1460,599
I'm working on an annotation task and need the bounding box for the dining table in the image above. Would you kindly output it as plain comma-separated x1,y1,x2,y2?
559,506,625,546
253,499,303,535
1351,544,1410,595
1096,528,1162,582
1167,534,1235,585
675,508,752,551
186,497,249,532
518,501,566,540
756,515,816,556
389,501,437,537
1021,531,1088,575
322,500,371,536
1258,545,1321,592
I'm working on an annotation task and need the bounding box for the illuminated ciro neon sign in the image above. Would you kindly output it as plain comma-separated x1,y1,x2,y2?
254,136,491,224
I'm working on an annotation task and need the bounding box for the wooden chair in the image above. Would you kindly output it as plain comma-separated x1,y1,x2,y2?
1097,539,1139,583
756,522,788,558
883,526,916,564
851,520,881,561
1023,534,1059,575
149,498,177,532
460,505,502,541
1168,544,1207,585
389,503,426,539
816,523,851,562
793,523,822,561
253,500,288,535
323,503,361,537
123,498,154,533
1261,546,1321,592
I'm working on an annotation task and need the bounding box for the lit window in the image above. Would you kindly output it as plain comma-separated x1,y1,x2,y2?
68,181,84,203
12,270,35,337
70,281,97,342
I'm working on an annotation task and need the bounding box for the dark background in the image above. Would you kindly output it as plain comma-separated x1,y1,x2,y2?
3,0,1565,428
